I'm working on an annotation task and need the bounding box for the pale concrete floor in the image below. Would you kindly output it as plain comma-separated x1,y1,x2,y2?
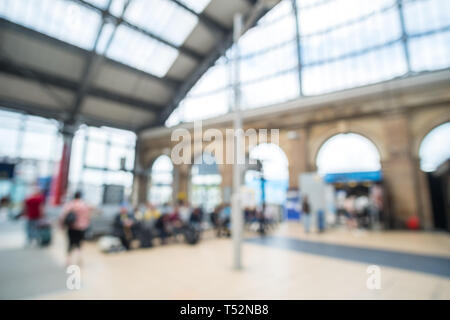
1,221,449,299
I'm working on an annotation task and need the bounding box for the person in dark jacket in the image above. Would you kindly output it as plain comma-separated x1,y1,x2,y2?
302,195,311,233
190,207,203,224
113,206,136,250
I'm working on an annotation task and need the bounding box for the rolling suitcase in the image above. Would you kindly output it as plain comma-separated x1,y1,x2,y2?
37,220,52,247
139,227,153,248
183,225,200,245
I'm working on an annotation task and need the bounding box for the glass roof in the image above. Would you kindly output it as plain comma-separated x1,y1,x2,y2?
166,0,450,127
177,0,211,13
85,0,110,10
109,0,128,16
95,22,115,55
106,24,179,77
0,0,212,78
0,0,102,50
125,0,198,46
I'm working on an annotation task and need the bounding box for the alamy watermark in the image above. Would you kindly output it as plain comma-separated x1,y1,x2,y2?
66,265,81,290
170,121,279,165
366,265,381,290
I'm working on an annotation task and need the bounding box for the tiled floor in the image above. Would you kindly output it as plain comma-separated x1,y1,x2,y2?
1,221,449,299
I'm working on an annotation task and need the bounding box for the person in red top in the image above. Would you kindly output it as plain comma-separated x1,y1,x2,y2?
23,186,45,245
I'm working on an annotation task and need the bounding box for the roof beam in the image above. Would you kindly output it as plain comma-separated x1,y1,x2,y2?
138,2,272,131
0,97,62,120
0,97,136,131
168,0,230,35
0,18,182,88
71,0,205,61
246,0,260,6
0,59,164,114
68,0,122,124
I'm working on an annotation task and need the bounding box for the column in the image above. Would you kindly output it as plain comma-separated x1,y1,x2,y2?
284,128,309,189
173,163,190,203
50,123,75,205
381,112,424,228
131,138,149,206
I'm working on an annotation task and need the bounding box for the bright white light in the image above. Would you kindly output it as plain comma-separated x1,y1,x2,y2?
152,155,174,174
419,122,450,172
316,133,381,175
249,143,289,180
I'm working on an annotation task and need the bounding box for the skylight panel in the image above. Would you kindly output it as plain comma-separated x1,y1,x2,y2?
95,22,115,54
177,0,211,13
124,0,198,46
109,0,128,17
85,0,110,9
0,0,102,50
106,25,179,77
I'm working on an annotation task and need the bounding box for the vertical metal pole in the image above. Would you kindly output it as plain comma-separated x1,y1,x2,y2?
79,130,89,191
292,0,303,96
232,13,244,270
396,0,412,73
131,136,142,206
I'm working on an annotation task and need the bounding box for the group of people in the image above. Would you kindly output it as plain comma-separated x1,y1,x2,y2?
299,186,384,234
335,184,384,230
14,186,93,266
112,200,203,250
11,186,281,266
210,203,279,236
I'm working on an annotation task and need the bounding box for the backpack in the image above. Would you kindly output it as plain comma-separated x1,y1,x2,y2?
63,211,77,228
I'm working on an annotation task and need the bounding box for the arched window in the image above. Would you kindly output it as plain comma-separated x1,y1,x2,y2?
419,122,450,172
316,133,381,175
149,155,173,205
190,153,222,212
245,143,289,206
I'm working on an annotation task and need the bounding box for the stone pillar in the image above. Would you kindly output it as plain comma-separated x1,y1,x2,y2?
173,163,190,203
283,127,310,189
381,112,425,228
219,163,233,203
131,138,148,206
132,174,148,206
414,156,434,229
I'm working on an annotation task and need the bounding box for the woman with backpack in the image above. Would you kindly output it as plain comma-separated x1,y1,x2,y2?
59,191,93,267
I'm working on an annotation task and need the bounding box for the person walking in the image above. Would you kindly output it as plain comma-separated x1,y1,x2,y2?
302,195,311,234
22,186,45,246
59,191,92,267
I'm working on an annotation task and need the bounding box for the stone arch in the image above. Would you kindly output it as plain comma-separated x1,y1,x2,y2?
144,148,171,171
309,124,387,171
314,132,382,175
189,152,222,211
412,109,450,158
417,121,450,172
148,154,174,205
245,142,290,206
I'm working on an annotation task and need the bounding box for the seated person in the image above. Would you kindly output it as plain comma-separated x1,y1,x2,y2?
167,206,184,236
190,207,203,225
177,200,191,224
154,212,170,244
113,206,138,250
143,203,161,222
210,205,222,229
217,204,231,237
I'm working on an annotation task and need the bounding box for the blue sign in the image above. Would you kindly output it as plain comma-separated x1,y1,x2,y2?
324,171,382,184
0,163,15,179
285,190,300,220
